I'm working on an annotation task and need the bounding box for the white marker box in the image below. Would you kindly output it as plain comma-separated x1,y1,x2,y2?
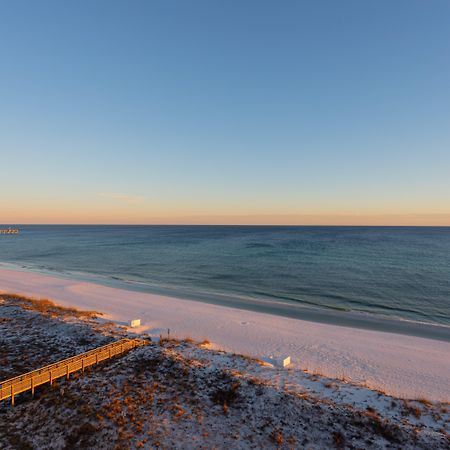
268,355,291,368
128,319,141,328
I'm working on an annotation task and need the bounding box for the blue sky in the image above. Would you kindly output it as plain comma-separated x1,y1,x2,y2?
1,1,450,224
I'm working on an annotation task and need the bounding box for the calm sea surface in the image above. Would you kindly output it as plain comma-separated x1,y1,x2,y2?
1,226,449,327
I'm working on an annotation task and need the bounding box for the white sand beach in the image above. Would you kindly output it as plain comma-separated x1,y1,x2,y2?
0,267,449,402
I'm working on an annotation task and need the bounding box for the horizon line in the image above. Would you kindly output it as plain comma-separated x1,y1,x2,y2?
1,223,450,228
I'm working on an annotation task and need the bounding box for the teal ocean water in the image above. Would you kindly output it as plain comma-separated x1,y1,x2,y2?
0,226,449,328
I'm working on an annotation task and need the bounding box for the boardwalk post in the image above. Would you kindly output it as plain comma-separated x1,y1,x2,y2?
31,377,35,397
50,371,53,385
11,385,14,407
82,359,84,373
66,364,70,380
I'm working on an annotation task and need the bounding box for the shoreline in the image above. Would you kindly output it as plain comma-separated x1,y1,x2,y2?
3,293,449,449
0,266,449,402
1,261,449,343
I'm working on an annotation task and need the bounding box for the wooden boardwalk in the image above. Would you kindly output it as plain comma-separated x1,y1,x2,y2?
0,338,148,406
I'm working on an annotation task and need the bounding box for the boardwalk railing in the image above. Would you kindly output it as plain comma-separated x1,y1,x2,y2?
0,338,147,406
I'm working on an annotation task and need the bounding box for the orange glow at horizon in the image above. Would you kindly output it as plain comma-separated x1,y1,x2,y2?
1,197,450,226
2,212,450,226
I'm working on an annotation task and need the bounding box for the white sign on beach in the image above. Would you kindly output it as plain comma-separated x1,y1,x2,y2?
267,355,291,368
128,319,141,328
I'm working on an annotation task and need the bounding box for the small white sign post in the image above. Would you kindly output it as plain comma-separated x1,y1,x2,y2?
128,319,141,328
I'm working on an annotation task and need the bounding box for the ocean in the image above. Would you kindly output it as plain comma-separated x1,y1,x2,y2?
0,225,449,328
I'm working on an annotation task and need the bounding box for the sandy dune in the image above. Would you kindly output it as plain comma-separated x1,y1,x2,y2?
0,267,449,401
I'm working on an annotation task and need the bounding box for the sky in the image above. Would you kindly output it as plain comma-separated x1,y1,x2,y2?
1,0,450,225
